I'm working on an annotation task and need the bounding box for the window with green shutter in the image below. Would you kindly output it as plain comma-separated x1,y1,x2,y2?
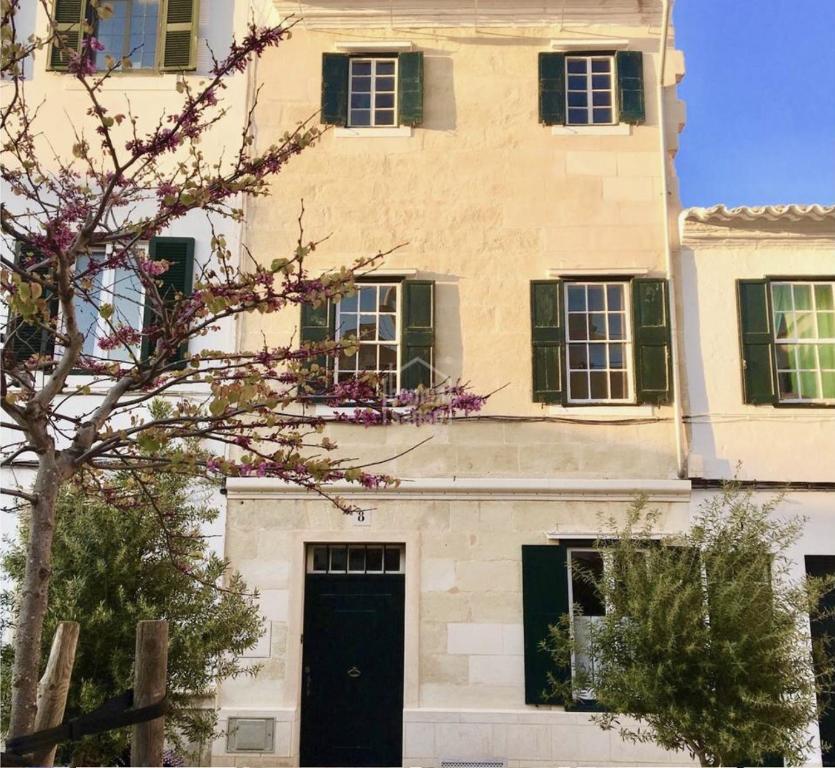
141,237,195,364
401,280,434,390
539,50,645,127
531,278,672,405
5,245,57,365
321,51,423,128
738,278,835,405
522,544,570,705
159,0,200,71
48,0,87,70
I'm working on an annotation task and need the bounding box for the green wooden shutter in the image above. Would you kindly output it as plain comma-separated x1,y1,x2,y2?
321,53,349,126
632,278,672,405
159,0,199,71
522,545,570,705
48,0,87,70
7,245,57,364
538,52,566,126
616,50,645,125
141,237,195,363
397,51,424,127
401,280,434,390
531,280,564,404
737,280,776,405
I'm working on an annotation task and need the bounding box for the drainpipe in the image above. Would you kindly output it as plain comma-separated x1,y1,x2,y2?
656,0,686,479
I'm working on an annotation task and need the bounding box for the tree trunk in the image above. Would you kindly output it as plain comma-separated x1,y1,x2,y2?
7,455,62,739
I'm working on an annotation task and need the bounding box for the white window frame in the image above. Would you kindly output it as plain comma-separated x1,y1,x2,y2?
565,281,634,404
306,543,405,574
64,244,147,364
771,280,835,404
334,281,402,395
348,56,399,128
565,54,617,127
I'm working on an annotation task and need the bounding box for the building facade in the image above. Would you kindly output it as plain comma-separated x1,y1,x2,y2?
680,204,835,767
216,1,696,765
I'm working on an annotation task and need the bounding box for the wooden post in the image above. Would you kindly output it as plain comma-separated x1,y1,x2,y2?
31,621,80,768
131,620,168,767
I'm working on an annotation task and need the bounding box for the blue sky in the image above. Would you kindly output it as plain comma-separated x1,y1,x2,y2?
674,0,835,208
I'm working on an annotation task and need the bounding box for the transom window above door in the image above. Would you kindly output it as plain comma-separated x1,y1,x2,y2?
566,55,615,126
349,58,398,127
307,544,405,574
335,282,400,394
771,280,835,402
565,281,633,402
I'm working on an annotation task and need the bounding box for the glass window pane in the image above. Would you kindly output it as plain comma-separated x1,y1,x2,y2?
571,551,605,616
366,546,384,571
359,315,376,341
569,343,588,370
592,108,613,124
109,264,144,362
348,546,366,572
379,344,397,370
337,313,357,339
376,60,395,75
329,546,347,572
589,344,606,369
607,284,624,310
567,108,588,125
793,284,812,310
73,254,104,357
376,93,395,109
568,284,586,311
352,61,371,75
778,371,800,399
379,286,397,312
351,93,371,109
568,92,588,107
819,344,835,369
818,313,834,338
312,546,328,572
609,370,626,399
568,314,587,340
774,312,792,339
374,109,396,125
384,546,401,572
822,371,835,399
815,283,834,310
592,91,612,107
568,75,587,90
567,59,587,74
340,292,358,314
588,313,606,340
338,349,357,372
358,344,376,370
376,76,395,92
360,286,377,311
351,76,371,92
795,312,816,338
591,59,611,73
797,344,817,370
775,344,795,370
589,371,608,399
350,110,371,126
772,283,792,312
587,285,605,311
608,314,624,340
378,315,396,341
609,343,625,369
799,371,820,399
591,74,611,90
570,371,589,399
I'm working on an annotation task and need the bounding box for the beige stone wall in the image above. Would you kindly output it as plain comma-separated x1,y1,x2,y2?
240,19,686,478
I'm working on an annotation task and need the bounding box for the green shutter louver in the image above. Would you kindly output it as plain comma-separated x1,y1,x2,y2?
632,278,673,405
397,51,424,127
531,280,564,404
616,50,645,125
48,0,87,70
321,53,349,126
6,244,57,365
538,52,566,126
401,280,434,390
141,237,195,364
159,0,199,71
522,545,570,705
737,280,776,405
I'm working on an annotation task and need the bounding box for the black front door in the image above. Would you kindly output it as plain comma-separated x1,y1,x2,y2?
300,573,405,767
806,555,835,767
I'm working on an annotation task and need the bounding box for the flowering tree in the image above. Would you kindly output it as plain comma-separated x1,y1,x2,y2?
0,1,485,741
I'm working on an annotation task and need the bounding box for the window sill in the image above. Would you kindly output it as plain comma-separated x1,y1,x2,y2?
63,73,197,91
333,126,413,138
548,404,657,419
551,124,632,136
311,404,411,418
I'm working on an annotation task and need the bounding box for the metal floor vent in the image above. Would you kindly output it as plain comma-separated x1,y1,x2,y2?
440,760,507,768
